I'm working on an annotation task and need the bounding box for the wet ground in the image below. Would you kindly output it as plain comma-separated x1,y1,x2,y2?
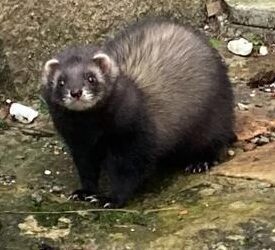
1,44,275,250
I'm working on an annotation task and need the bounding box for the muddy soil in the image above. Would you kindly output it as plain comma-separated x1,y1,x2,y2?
1,44,275,250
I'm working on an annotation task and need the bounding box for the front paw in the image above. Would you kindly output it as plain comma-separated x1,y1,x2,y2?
68,190,125,208
184,162,212,174
68,189,98,202
86,195,121,208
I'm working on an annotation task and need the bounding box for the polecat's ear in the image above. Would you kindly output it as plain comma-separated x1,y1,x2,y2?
42,58,60,85
44,59,59,76
92,53,118,79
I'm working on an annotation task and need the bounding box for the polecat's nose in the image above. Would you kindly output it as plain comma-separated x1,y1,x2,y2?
70,89,83,99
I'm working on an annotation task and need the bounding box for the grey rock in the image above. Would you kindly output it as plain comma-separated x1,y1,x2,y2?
225,0,275,29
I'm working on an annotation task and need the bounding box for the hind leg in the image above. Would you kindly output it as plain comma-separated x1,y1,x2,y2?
183,140,232,173
159,142,223,173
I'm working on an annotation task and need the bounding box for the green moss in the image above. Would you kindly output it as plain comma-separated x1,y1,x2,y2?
209,38,222,49
0,118,9,130
35,213,61,228
244,33,264,52
248,34,264,46
37,95,49,115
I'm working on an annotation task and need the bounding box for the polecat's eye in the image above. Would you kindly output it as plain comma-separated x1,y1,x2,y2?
87,74,97,84
58,79,65,86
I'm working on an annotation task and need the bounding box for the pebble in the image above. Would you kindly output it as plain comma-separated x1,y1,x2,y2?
53,149,60,155
227,149,235,156
226,235,245,241
44,170,52,175
250,90,256,97
259,46,268,56
214,242,228,250
50,185,63,193
257,136,270,146
31,192,43,204
51,185,63,193
0,174,16,185
58,217,71,224
237,103,249,111
251,137,259,144
204,25,209,30
256,182,272,189
60,194,66,199
227,38,253,56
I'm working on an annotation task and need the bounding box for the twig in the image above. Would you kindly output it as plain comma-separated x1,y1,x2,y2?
10,126,55,137
0,207,181,216
0,208,140,215
144,207,181,215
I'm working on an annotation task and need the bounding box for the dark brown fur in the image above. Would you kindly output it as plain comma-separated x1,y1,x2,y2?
41,18,235,207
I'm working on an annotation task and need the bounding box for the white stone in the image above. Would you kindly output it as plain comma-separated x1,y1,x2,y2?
204,24,209,30
228,149,235,156
44,170,52,175
9,102,38,124
259,45,268,56
227,38,253,56
237,103,249,111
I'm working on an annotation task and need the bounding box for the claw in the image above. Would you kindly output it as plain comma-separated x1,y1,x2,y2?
68,190,118,208
84,195,96,200
90,198,99,203
103,202,112,208
85,195,99,203
185,161,212,174
204,162,209,171
67,194,79,200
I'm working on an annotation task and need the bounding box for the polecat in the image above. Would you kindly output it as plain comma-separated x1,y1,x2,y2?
41,18,235,207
